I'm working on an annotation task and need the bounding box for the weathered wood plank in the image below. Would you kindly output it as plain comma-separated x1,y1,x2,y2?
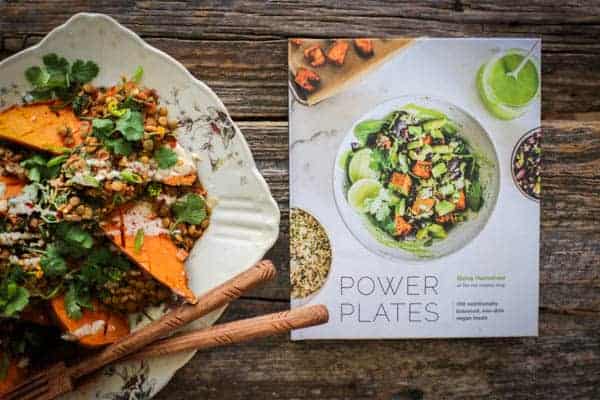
154,299,600,400
240,120,600,313
1,3,600,118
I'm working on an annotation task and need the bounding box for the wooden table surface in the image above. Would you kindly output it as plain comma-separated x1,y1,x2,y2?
1,2,599,399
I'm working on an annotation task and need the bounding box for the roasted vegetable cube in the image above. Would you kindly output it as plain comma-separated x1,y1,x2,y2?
294,67,321,93
394,215,412,236
304,45,326,67
412,160,432,179
389,172,412,196
353,38,374,57
327,40,350,66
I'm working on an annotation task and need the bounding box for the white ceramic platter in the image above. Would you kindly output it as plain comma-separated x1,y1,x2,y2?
0,13,280,399
333,95,500,261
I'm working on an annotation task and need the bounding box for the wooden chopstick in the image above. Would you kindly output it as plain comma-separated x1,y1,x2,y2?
68,260,277,381
126,304,329,360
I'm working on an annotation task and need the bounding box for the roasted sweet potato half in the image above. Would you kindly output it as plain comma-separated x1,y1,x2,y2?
0,103,84,154
101,202,197,304
50,296,130,348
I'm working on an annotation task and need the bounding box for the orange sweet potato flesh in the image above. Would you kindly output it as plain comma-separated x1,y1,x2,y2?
0,103,83,154
0,354,26,395
0,175,25,200
101,205,197,304
162,173,197,186
50,296,130,348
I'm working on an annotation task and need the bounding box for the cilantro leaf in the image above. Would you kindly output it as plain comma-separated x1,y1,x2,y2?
20,154,65,183
106,138,132,156
79,248,130,286
134,229,144,253
40,245,68,277
71,60,99,83
172,193,207,225
0,281,30,318
64,283,92,320
25,66,49,87
54,222,94,257
154,146,178,169
42,53,70,88
23,53,99,106
116,110,144,141
92,118,115,138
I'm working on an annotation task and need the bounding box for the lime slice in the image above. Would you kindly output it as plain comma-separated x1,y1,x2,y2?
348,178,381,212
348,148,378,183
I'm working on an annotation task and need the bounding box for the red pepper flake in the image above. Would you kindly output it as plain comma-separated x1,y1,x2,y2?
118,208,126,247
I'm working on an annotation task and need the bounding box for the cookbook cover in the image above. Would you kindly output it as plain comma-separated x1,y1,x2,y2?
289,38,541,339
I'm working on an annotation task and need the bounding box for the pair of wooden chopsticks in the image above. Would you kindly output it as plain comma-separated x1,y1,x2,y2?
4,260,328,400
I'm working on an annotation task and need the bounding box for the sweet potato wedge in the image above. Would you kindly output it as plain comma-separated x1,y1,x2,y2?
162,173,197,186
0,354,26,395
50,296,130,348
0,103,83,154
0,175,25,200
101,202,197,303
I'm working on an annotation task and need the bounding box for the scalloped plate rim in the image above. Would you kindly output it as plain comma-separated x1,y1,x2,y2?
0,12,280,399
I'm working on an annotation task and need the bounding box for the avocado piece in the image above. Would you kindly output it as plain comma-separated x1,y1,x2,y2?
435,200,456,216
423,119,447,132
428,224,447,239
431,162,447,178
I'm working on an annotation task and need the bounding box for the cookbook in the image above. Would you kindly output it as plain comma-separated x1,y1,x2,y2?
289,38,541,339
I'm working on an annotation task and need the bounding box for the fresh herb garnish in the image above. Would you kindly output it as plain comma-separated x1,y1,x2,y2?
70,60,100,84
79,248,130,287
64,282,92,320
20,154,67,182
91,118,132,156
53,222,94,257
134,229,144,253
91,110,144,155
0,279,30,318
40,244,68,277
154,146,178,169
115,110,144,141
172,193,207,225
24,53,99,103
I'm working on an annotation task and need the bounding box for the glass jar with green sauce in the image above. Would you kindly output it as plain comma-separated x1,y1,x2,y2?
477,49,540,120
